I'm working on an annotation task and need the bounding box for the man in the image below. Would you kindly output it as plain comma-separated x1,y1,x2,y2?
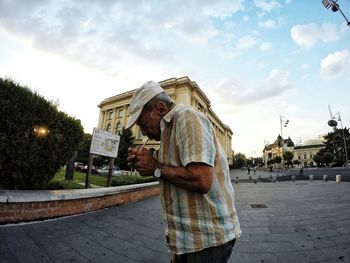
126,80,241,263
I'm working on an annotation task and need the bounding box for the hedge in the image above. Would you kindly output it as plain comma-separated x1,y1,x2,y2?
0,78,84,189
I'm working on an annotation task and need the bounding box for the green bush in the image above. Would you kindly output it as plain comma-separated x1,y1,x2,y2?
0,78,84,189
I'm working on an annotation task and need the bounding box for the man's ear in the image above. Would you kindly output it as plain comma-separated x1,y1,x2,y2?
156,102,167,116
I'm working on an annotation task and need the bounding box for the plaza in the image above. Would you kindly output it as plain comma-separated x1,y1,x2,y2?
1,169,349,263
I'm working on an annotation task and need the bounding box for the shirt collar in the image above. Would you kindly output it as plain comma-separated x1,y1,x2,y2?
163,104,182,123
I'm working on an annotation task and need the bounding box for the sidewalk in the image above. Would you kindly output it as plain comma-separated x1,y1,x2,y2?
1,178,350,262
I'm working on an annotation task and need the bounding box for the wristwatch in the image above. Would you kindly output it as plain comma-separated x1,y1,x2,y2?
154,163,163,178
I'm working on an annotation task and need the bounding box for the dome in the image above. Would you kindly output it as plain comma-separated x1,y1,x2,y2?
274,135,284,147
286,137,294,147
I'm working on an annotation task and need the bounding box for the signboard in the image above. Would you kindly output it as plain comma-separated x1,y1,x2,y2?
90,128,120,158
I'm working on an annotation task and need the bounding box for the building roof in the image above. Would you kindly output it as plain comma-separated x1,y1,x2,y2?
285,137,295,147
294,144,324,150
263,135,295,152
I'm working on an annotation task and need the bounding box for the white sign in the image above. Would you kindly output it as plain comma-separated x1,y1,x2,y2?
90,128,120,158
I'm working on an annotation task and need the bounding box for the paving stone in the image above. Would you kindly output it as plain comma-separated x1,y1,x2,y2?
51,248,89,263
230,252,279,263
11,247,51,263
1,171,350,263
235,240,296,253
90,250,138,263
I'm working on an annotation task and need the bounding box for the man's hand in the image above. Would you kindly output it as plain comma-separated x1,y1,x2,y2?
127,147,157,176
127,147,140,169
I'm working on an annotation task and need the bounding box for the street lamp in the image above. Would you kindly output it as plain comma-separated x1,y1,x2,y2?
328,105,349,168
33,126,49,137
280,115,289,139
280,115,290,170
322,0,350,27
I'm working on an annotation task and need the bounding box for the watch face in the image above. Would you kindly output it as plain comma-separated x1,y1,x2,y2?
154,168,161,178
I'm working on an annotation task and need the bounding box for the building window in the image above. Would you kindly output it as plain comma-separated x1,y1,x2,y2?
126,107,130,116
118,109,124,118
197,103,204,112
116,122,122,133
304,154,307,159
106,123,111,132
108,111,113,119
298,155,301,160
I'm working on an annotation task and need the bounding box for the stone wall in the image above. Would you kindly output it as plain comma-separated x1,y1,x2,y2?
0,182,160,224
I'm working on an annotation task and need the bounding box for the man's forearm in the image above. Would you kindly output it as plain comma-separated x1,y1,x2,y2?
161,164,213,194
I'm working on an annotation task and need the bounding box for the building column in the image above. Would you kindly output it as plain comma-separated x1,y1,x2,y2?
97,110,106,130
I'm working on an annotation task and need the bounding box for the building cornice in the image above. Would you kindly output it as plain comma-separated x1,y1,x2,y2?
160,76,211,106
98,89,136,108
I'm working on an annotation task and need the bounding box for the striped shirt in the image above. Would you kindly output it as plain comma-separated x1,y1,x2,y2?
158,104,242,255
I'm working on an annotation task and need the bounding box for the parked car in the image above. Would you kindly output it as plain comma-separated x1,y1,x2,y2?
97,167,121,176
82,165,98,174
74,162,85,172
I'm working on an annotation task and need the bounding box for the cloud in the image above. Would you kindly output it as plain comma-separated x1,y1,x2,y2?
216,31,259,59
290,22,339,48
258,19,277,28
236,34,258,50
260,41,272,51
212,69,291,106
200,0,244,18
253,0,282,12
320,50,350,79
0,0,244,74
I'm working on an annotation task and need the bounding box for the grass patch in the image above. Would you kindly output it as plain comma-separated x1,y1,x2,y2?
48,169,107,189
48,169,157,189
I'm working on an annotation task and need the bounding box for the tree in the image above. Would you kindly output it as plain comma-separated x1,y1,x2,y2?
0,78,84,189
323,127,350,166
116,128,135,170
76,133,93,164
313,154,323,167
323,152,334,167
250,157,263,167
283,151,294,167
293,160,301,166
233,153,247,169
66,133,92,180
273,156,282,168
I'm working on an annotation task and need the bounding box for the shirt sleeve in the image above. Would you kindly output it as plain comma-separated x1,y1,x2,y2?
175,108,216,167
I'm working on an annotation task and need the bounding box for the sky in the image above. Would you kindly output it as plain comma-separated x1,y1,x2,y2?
1,0,349,157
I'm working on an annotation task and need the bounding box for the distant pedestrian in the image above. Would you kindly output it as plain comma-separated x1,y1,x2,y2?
253,166,256,175
126,81,241,263
247,166,251,175
299,167,304,176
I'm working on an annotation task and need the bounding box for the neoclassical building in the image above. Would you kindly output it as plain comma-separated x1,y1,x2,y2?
97,76,234,165
293,137,325,167
262,135,325,168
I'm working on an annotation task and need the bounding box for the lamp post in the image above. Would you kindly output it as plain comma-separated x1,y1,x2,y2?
322,0,350,27
280,115,290,170
328,105,349,168
280,115,289,139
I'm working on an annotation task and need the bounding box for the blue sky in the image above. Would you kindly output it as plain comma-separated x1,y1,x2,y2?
0,0,349,157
